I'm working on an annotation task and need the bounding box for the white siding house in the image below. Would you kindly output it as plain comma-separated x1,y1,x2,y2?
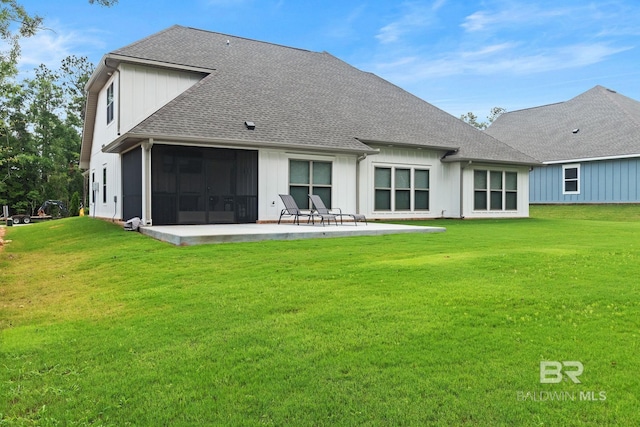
81,25,538,225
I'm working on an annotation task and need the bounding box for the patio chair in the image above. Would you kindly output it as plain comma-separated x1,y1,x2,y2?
278,194,337,226
308,194,367,226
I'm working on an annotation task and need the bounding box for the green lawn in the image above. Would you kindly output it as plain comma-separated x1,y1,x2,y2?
1,205,639,426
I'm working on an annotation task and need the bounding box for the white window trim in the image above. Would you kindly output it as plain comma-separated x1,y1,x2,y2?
102,165,108,204
562,164,580,195
472,169,518,212
373,164,430,213
288,158,333,209
106,82,114,125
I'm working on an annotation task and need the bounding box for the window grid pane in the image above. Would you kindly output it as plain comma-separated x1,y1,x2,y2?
395,169,410,189
375,190,391,210
375,168,391,188
415,170,429,189
415,190,429,210
490,191,502,210
290,186,309,209
290,160,310,184
506,192,517,210
490,171,502,190
313,162,332,185
312,187,331,209
565,168,578,180
505,172,517,191
565,181,578,192
474,191,487,210
474,170,487,189
395,190,410,210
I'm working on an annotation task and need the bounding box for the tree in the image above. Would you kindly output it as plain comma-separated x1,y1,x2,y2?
0,56,94,214
461,107,506,130
0,1,113,215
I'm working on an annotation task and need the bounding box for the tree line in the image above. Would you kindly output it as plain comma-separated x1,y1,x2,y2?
0,0,117,217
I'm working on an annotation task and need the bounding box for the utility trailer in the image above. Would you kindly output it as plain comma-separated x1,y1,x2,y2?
9,200,68,224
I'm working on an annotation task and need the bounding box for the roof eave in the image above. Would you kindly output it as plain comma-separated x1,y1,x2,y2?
441,155,541,167
102,133,380,156
358,138,459,152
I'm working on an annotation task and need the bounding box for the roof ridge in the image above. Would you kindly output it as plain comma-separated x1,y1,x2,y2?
181,25,316,54
599,86,640,130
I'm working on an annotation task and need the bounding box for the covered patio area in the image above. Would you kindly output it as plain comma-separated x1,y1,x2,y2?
140,222,445,246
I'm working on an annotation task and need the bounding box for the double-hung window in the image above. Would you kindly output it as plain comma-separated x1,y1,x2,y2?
106,82,114,125
474,170,517,211
374,166,430,211
289,160,332,209
563,164,580,194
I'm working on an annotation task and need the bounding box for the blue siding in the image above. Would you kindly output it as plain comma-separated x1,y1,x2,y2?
530,158,640,203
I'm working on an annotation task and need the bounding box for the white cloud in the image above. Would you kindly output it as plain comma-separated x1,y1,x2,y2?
17,26,107,73
461,2,571,32
371,42,632,82
375,1,443,44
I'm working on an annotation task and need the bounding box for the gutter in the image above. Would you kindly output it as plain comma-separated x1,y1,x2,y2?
543,153,640,164
102,132,381,156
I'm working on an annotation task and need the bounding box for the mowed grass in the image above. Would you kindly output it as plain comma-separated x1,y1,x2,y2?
1,205,639,426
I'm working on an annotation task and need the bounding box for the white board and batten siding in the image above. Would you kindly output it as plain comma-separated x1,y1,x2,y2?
358,146,461,219
460,163,530,219
258,149,357,222
88,63,204,219
530,158,640,203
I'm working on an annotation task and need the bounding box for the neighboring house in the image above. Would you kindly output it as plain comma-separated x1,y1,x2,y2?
80,25,538,225
486,86,640,204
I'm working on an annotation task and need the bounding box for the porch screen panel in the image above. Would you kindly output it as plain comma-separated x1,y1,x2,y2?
122,148,142,220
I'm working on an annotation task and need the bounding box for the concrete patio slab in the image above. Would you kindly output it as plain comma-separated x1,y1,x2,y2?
140,222,445,245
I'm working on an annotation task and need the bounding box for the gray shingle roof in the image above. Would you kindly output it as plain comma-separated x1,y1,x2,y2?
108,25,537,164
485,85,640,162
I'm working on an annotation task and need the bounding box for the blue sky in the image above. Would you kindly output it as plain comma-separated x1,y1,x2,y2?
17,0,640,119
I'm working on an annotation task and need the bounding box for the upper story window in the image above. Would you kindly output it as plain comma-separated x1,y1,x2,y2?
563,164,580,194
106,82,114,125
474,170,518,211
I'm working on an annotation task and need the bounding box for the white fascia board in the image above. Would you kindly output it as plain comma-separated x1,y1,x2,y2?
544,153,640,164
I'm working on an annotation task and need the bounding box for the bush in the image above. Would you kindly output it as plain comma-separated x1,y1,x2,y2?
69,191,80,216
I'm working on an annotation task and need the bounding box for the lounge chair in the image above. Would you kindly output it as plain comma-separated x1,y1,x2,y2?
308,194,367,226
278,194,337,226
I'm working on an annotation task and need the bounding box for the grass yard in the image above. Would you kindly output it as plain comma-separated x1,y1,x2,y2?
1,205,639,426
